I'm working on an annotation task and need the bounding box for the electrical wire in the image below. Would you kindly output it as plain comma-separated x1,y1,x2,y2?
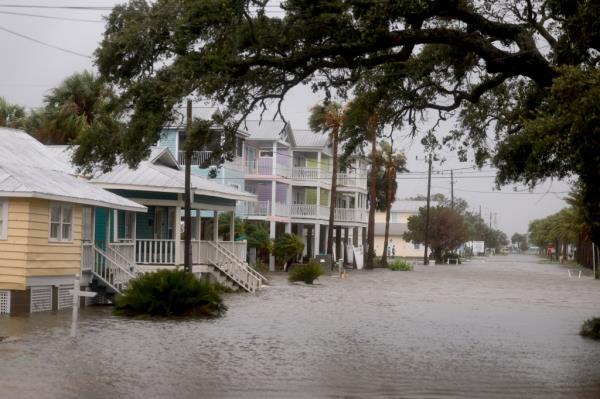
0,25,92,58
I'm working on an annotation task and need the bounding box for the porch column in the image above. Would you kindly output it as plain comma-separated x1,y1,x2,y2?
314,223,320,257
196,211,202,241
285,223,291,234
298,224,306,256
271,181,277,217
316,187,321,217
317,152,321,181
113,209,119,243
213,211,219,241
229,210,235,241
269,220,276,272
105,208,110,244
174,205,181,265
323,225,329,256
272,141,278,176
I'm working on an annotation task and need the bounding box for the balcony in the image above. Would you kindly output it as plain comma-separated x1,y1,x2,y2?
291,167,332,182
289,204,368,223
337,170,368,190
244,159,290,178
178,150,244,171
236,200,290,218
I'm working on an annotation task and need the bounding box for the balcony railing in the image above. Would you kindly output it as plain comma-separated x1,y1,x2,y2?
244,159,289,178
236,200,270,217
178,150,243,170
335,208,368,222
337,171,368,189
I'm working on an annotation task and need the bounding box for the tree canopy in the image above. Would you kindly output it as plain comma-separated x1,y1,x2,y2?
81,0,599,242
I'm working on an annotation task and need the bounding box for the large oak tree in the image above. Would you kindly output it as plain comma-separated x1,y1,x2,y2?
75,0,600,244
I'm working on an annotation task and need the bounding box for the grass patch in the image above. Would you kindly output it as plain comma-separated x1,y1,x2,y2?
288,260,324,284
114,269,227,318
580,318,600,340
389,258,414,271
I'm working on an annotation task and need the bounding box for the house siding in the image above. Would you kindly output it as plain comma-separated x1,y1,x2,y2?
159,129,178,155
0,198,82,291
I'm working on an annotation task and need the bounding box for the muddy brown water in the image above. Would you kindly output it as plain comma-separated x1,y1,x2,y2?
1,255,600,398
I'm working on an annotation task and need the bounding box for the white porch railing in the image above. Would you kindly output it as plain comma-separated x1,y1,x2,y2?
136,239,177,264
91,245,136,294
206,242,262,293
236,200,270,217
81,242,94,272
273,202,290,217
290,204,318,217
334,208,368,222
218,241,247,262
337,171,368,189
178,150,244,170
244,159,290,177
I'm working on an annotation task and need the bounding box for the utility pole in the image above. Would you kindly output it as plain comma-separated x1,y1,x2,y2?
183,100,192,273
450,169,454,210
489,211,492,229
423,153,432,265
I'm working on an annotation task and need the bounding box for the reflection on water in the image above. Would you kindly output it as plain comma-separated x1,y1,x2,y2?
2,255,600,398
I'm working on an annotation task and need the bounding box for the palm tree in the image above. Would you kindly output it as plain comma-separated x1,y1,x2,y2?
33,70,116,144
309,102,345,259
0,97,26,129
378,140,407,266
365,113,380,269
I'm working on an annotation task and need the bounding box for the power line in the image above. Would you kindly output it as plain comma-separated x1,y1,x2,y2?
0,10,103,22
0,25,92,58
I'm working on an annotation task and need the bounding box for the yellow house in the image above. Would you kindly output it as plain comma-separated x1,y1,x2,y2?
0,128,145,315
373,200,436,258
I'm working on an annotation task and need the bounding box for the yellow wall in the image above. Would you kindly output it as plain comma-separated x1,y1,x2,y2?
373,235,423,258
0,198,82,290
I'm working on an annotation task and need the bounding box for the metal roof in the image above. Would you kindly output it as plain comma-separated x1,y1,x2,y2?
89,147,257,202
293,129,330,148
242,120,295,146
0,128,146,212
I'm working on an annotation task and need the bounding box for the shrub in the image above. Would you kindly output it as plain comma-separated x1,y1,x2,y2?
389,259,413,271
580,317,600,340
246,224,273,262
288,260,324,284
114,269,227,318
273,233,305,266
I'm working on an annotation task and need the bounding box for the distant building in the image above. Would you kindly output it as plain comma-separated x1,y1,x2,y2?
373,200,436,258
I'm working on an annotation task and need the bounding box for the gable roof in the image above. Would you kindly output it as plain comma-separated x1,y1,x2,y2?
0,128,146,212
293,129,330,149
243,120,296,146
87,147,256,202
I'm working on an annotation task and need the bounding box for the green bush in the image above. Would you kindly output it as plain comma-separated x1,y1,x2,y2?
114,269,227,318
580,317,600,340
288,261,324,284
273,233,305,266
389,259,413,271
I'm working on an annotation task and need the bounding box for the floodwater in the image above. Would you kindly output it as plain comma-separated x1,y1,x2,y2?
1,255,600,399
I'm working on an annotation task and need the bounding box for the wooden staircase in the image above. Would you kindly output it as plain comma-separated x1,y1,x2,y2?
206,242,267,293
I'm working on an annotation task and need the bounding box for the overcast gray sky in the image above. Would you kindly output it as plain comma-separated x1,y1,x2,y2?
0,1,572,236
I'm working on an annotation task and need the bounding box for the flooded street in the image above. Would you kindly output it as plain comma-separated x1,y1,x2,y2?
1,254,600,398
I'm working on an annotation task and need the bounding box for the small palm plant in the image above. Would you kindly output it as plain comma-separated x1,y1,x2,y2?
273,233,305,270
289,260,325,284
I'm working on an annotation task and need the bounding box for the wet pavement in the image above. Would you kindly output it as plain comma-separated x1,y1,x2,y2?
1,254,600,398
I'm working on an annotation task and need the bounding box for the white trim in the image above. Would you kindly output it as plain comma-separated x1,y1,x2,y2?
0,199,8,240
30,286,52,313
0,290,10,314
91,183,256,202
0,191,146,213
48,202,73,243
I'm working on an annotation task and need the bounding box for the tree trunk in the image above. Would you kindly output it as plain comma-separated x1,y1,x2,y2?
366,118,378,269
326,126,338,262
381,169,394,266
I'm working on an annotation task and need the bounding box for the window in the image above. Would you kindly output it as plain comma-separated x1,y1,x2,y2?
390,212,401,223
413,243,421,250
259,150,273,158
82,207,93,242
0,200,7,240
49,203,73,242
